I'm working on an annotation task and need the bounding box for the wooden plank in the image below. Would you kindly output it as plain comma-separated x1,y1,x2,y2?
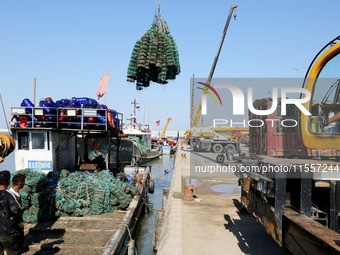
27,244,105,250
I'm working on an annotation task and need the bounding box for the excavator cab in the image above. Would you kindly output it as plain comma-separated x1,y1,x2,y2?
301,36,340,154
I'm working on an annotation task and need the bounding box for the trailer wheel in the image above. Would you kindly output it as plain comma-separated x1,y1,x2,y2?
216,154,225,163
212,143,224,153
225,144,236,151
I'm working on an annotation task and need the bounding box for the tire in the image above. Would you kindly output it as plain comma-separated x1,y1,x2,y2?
149,178,154,194
212,143,224,153
216,154,225,163
225,144,236,151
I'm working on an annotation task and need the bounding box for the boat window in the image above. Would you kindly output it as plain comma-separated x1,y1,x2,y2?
310,52,340,133
18,132,29,150
32,132,45,149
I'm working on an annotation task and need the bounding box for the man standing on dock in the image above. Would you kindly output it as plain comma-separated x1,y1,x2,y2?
0,171,22,255
8,174,25,251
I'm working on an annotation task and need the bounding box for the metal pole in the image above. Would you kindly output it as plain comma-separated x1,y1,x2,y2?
190,74,195,128
33,77,36,105
0,93,10,133
207,4,238,85
192,4,238,127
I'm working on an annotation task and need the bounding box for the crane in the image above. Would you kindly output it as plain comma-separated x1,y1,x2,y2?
192,4,238,127
160,118,172,139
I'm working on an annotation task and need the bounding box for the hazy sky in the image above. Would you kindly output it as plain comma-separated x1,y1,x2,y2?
1,0,339,130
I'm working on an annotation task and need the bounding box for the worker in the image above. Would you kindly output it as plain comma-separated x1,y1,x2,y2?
0,171,22,255
319,110,340,128
8,174,25,251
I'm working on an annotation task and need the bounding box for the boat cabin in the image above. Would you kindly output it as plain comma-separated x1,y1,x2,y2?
10,103,123,172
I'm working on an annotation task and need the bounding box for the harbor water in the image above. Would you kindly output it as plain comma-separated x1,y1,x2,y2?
134,154,175,255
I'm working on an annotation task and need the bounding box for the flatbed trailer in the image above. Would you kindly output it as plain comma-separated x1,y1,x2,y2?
239,156,340,255
23,166,151,255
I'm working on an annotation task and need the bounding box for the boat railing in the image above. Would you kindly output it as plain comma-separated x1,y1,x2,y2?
10,106,123,132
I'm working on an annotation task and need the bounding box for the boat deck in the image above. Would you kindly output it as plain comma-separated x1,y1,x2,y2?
23,212,126,255
22,167,150,255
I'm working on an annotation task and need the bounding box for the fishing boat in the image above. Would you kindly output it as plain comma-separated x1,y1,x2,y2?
122,99,162,165
9,97,153,254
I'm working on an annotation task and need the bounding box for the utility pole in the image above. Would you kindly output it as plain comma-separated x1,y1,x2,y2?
190,74,195,128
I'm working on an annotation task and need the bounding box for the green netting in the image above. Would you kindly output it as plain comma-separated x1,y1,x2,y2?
127,6,180,90
14,169,141,223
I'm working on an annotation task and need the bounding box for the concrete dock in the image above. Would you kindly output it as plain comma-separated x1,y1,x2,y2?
156,144,288,255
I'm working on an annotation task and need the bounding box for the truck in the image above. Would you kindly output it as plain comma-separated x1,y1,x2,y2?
191,126,248,153
238,36,340,255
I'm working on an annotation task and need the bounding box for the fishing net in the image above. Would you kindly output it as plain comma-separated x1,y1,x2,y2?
127,4,180,90
14,169,141,223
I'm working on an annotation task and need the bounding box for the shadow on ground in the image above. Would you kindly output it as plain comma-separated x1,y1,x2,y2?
224,199,290,255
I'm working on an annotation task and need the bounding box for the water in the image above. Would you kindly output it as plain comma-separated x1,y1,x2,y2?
134,154,175,255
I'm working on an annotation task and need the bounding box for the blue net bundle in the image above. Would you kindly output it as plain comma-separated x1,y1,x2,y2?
14,169,141,223
127,5,180,90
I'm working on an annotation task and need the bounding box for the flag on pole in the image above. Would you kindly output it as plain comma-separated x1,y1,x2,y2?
96,70,110,100
156,120,160,126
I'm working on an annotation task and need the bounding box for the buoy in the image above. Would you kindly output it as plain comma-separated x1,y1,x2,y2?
19,121,28,128
127,240,138,255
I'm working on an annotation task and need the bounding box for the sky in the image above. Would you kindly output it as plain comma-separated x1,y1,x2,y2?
1,0,340,131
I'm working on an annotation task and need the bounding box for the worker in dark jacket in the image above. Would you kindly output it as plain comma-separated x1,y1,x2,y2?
0,170,22,255
8,174,25,251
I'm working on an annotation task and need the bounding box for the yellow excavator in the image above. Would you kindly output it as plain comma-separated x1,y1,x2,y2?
239,36,340,254
0,133,16,163
160,118,172,140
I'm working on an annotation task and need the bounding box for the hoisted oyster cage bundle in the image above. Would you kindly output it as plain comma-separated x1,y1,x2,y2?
127,3,180,90
10,97,122,132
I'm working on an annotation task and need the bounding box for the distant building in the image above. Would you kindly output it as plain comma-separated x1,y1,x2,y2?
151,130,185,139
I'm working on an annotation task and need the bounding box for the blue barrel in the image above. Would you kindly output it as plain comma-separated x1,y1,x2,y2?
39,100,45,107
67,101,78,108
21,98,34,107
87,98,99,108
97,116,106,123
21,98,34,114
45,98,55,107
58,99,70,107
71,117,81,123
74,97,89,107
97,104,107,116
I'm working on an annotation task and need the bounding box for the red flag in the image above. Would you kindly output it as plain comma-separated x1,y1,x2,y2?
156,120,160,126
96,70,110,100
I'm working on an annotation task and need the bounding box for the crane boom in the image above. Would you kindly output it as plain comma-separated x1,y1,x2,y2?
160,118,172,139
193,4,238,128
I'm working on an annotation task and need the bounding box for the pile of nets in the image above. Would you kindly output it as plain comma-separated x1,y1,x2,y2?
15,168,55,223
15,169,141,223
127,4,180,90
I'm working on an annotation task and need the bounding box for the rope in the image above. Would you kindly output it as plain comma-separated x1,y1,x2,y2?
118,223,133,241
152,168,174,180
